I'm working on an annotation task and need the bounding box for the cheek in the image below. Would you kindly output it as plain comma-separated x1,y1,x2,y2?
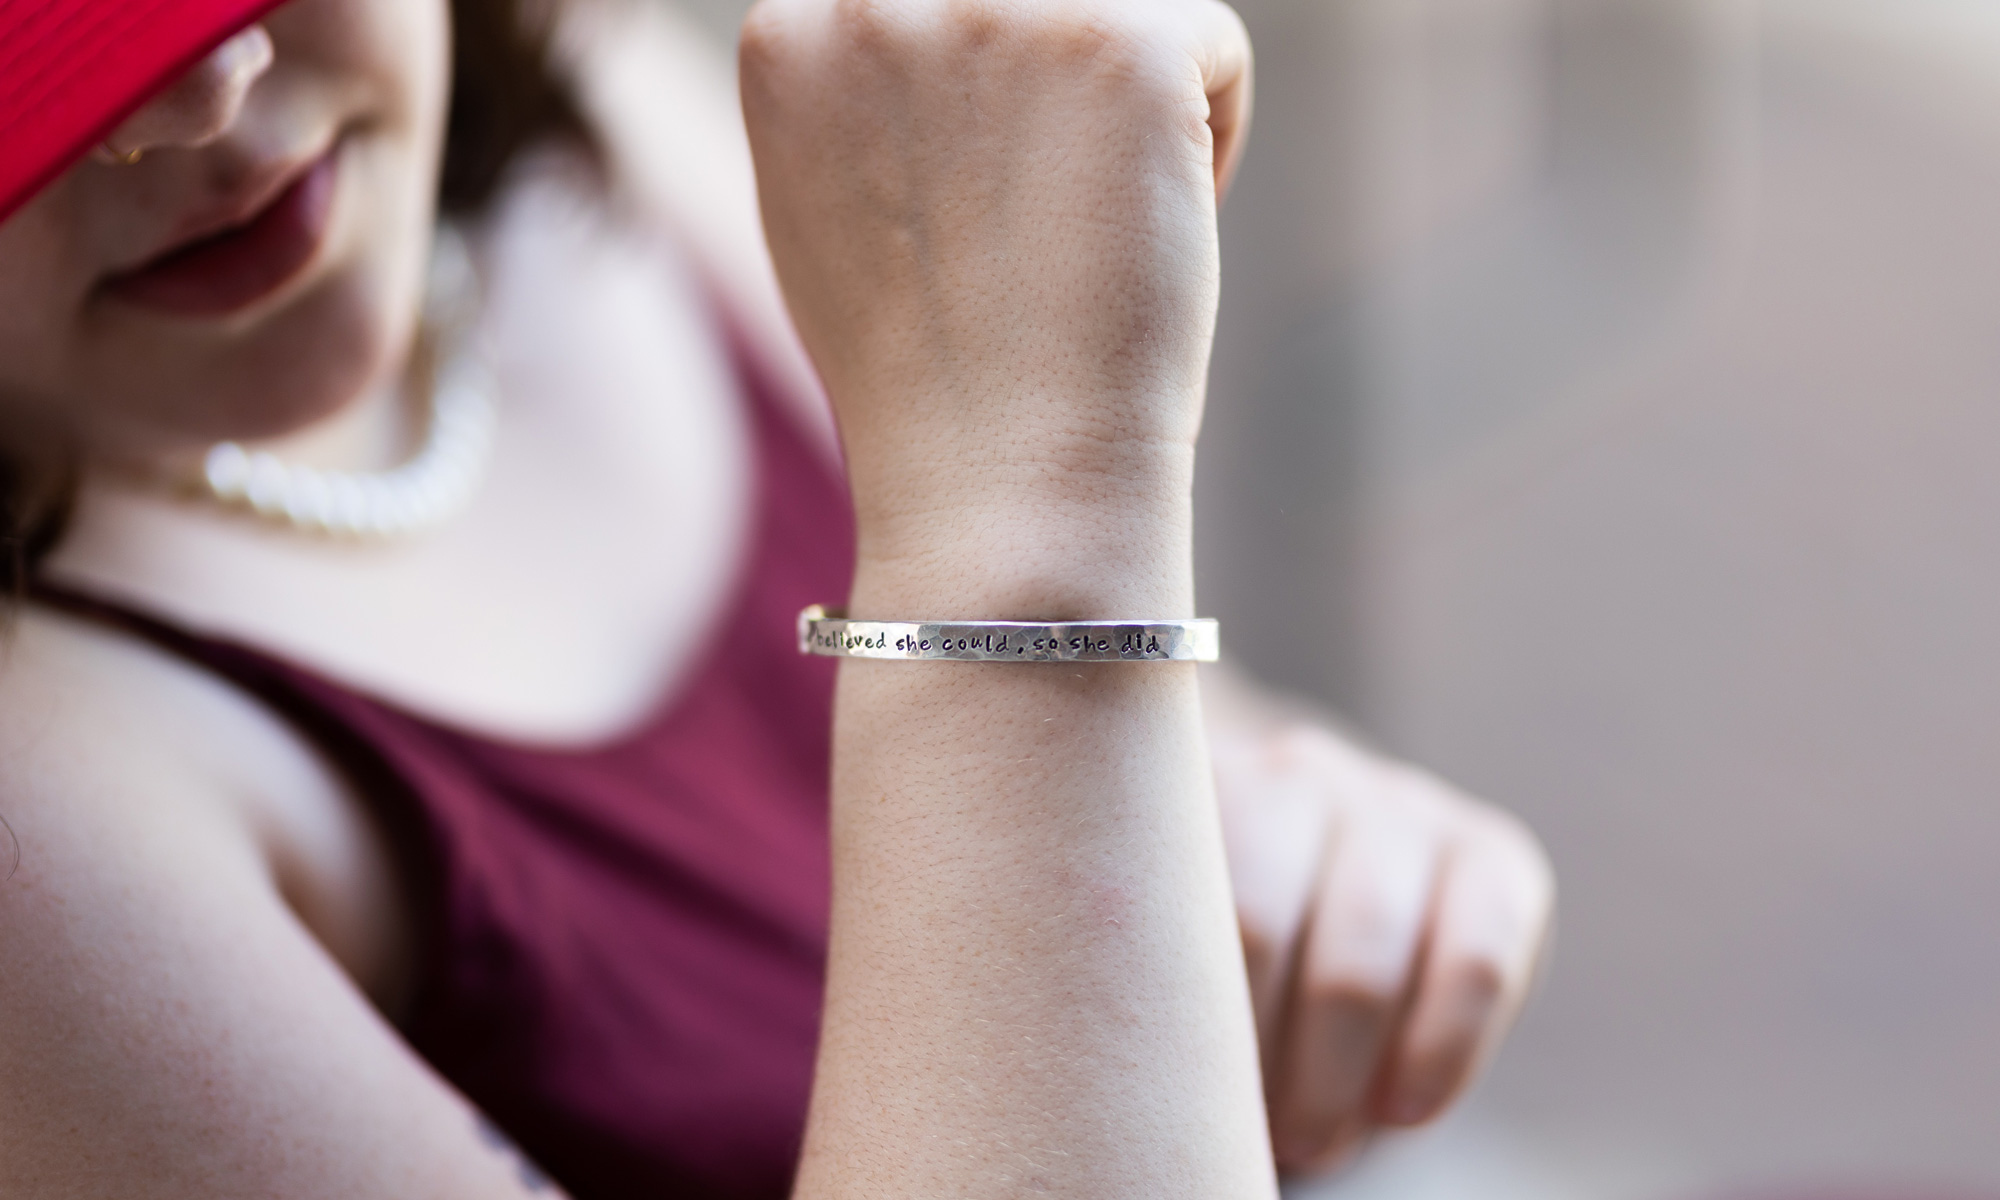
242,132,435,440
270,0,451,145
207,253,406,440
148,0,450,447
0,186,100,433
255,0,449,438
120,128,434,449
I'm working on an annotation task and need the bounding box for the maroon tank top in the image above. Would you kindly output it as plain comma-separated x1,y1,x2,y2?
36,348,853,1199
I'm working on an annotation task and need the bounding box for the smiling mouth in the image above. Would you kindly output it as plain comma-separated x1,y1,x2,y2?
103,149,341,318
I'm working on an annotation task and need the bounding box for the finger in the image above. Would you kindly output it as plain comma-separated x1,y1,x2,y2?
1214,726,1338,1062
1269,797,1441,1170
1376,805,1555,1128
1187,0,1256,198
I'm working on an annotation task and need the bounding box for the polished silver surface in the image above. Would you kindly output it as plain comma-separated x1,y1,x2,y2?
797,606,1221,663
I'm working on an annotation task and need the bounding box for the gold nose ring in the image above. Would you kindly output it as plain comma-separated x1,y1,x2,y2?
96,142,145,166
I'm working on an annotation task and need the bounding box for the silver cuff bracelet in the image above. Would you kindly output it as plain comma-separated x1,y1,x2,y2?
797,606,1221,663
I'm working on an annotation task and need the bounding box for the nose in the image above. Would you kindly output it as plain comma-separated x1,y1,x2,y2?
100,25,276,160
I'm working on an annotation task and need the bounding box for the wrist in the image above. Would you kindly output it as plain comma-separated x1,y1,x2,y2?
847,469,1196,621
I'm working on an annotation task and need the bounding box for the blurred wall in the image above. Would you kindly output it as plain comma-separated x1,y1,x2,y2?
1202,0,2000,1194
662,0,2000,1193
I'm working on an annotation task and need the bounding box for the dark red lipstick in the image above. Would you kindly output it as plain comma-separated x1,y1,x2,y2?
104,151,338,317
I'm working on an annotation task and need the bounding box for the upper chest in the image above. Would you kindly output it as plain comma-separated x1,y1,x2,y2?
47,168,763,746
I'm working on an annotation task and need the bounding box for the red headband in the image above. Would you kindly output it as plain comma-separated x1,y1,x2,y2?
0,0,290,223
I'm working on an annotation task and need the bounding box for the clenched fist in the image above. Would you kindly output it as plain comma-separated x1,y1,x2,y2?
1211,685,1556,1175
741,0,1554,1185
740,0,1252,603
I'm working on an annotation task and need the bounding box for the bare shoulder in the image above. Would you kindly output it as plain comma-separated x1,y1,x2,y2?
0,605,555,1198
0,603,307,847
0,603,411,1010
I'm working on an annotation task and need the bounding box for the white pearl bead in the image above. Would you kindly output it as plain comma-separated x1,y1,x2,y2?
191,347,495,540
204,443,252,499
185,227,495,540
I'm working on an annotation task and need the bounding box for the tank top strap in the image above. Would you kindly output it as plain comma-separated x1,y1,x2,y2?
24,574,450,986
27,580,330,713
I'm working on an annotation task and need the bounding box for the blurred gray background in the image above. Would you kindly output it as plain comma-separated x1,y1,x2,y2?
676,0,2000,1194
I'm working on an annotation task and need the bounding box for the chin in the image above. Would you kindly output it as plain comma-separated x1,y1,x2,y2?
211,255,420,441
94,209,429,459
75,112,439,458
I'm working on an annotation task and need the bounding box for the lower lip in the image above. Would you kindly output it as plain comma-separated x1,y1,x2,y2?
104,152,340,317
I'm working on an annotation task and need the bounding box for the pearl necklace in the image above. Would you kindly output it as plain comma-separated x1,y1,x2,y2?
199,352,496,538
193,228,497,540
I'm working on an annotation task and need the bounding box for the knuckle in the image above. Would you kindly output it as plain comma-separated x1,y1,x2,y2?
739,0,809,80
738,4,782,61
1300,964,1400,1017
1494,810,1557,886
830,0,907,43
739,0,799,50
1051,8,1148,66
1330,884,1408,951
1438,952,1509,1013
1015,1,1178,88
1385,759,1462,820
1272,1074,1363,1140
980,2,1150,79
1324,839,1432,937
1466,810,1558,915
1288,727,1382,807
1381,1051,1476,1128
1402,1018,1483,1089
938,0,1011,43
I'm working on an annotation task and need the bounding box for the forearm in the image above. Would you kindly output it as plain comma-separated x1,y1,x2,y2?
796,493,1277,1198
746,1,1271,1189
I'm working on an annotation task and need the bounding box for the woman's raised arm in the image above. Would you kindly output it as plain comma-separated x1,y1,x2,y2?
740,0,1276,1194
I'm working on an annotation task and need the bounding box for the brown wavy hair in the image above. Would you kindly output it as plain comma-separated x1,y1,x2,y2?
441,0,590,214
0,0,587,594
